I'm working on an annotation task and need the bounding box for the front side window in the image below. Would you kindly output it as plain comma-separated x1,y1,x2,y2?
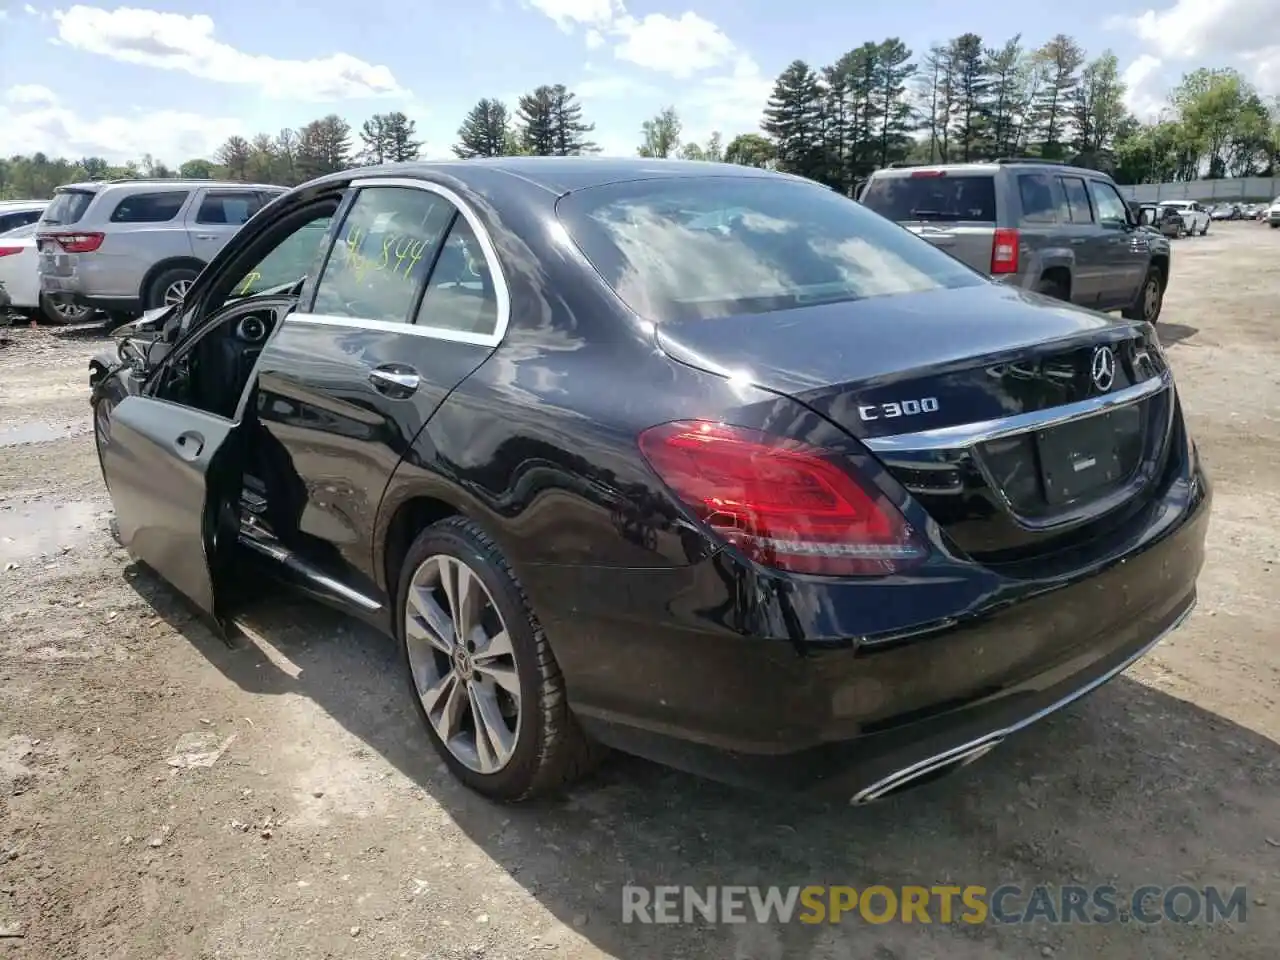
413,217,499,336
1088,181,1130,225
110,191,190,223
197,192,267,226
312,187,455,324
557,177,986,324
200,210,335,315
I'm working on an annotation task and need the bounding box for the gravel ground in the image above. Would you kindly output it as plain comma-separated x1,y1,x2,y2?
1,223,1277,959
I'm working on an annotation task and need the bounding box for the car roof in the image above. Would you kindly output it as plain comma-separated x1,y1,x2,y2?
868,160,1112,180
54,179,283,193
311,157,805,197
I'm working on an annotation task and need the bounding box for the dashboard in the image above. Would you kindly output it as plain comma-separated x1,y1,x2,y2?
154,306,283,418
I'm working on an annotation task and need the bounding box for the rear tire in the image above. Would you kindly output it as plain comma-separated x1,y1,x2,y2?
37,293,92,326
145,266,200,311
397,516,603,801
1199,221,1209,236
1122,266,1164,324
1035,275,1070,302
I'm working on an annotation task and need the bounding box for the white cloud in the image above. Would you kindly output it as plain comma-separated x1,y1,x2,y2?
1,85,241,165
51,5,406,100
23,3,37,12
611,12,734,78
1112,0,1280,96
1121,54,1169,120
525,0,769,137
5,84,59,105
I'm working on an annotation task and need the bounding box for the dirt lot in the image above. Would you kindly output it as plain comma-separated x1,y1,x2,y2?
1,223,1278,959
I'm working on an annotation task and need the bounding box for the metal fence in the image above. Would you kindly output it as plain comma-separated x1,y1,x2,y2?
1116,178,1280,203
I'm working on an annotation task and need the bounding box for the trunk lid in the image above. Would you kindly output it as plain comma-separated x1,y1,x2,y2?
655,284,1175,566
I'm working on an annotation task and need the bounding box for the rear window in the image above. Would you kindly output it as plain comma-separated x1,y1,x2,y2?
109,191,189,223
860,173,997,222
43,189,95,225
557,177,986,324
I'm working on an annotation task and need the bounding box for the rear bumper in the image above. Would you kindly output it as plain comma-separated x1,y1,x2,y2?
520,442,1211,800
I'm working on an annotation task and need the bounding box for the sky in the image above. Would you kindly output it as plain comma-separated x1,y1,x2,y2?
0,0,1277,166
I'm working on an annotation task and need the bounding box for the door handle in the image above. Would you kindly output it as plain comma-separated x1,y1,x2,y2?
195,234,218,241
369,367,420,395
1070,238,1087,244
175,431,204,460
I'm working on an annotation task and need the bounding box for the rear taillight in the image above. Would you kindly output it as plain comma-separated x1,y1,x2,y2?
910,170,945,178
0,245,22,258
638,420,928,577
46,232,104,253
990,228,1019,275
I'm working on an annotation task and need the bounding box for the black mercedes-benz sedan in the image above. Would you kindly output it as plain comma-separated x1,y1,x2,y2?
87,158,1211,804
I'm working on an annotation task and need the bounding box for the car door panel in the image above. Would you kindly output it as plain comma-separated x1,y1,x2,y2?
99,396,242,620
253,316,495,597
250,180,504,600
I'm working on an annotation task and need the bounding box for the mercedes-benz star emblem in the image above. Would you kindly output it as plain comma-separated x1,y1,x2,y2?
1091,345,1117,393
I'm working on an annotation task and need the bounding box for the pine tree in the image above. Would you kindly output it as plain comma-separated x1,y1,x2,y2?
454,99,511,158
873,38,916,168
517,86,557,156
296,115,351,180
1032,34,1085,158
383,112,422,162
762,60,826,181
948,33,992,161
549,85,596,156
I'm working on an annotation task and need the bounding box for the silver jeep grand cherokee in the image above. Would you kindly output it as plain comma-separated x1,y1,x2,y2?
38,178,286,322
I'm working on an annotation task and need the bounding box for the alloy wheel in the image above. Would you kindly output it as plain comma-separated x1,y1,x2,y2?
404,554,521,774
163,279,192,306
1143,279,1160,321
52,302,92,323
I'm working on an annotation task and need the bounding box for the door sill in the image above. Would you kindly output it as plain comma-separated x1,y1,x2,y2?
238,518,383,613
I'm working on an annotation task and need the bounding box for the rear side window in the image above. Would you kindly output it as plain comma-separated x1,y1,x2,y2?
1058,177,1094,224
557,177,986,325
197,192,266,226
312,186,455,324
1017,174,1057,223
860,173,997,222
109,191,189,223
43,190,95,225
414,217,499,336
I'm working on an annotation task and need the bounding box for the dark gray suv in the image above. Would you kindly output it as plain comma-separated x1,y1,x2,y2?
860,159,1170,325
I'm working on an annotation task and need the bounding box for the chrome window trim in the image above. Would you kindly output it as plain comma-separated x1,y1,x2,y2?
863,370,1172,453
294,176,511,349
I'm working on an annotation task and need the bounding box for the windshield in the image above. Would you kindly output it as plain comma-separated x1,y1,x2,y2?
556,176,986,324
859,173,997,223
41,189,96,225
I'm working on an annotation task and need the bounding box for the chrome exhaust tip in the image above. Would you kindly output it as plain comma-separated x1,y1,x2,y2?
851,738,1003,806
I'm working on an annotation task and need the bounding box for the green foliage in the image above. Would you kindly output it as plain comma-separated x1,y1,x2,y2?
2,51,1275,204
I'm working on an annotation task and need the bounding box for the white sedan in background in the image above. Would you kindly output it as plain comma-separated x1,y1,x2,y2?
0,223,93,324
1159,200,1212,236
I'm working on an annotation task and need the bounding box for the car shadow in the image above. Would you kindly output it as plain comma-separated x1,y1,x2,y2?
125,568,1279,958
1156,322,1198,346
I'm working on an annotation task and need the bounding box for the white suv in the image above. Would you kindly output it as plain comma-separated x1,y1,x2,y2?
38,178,286,322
